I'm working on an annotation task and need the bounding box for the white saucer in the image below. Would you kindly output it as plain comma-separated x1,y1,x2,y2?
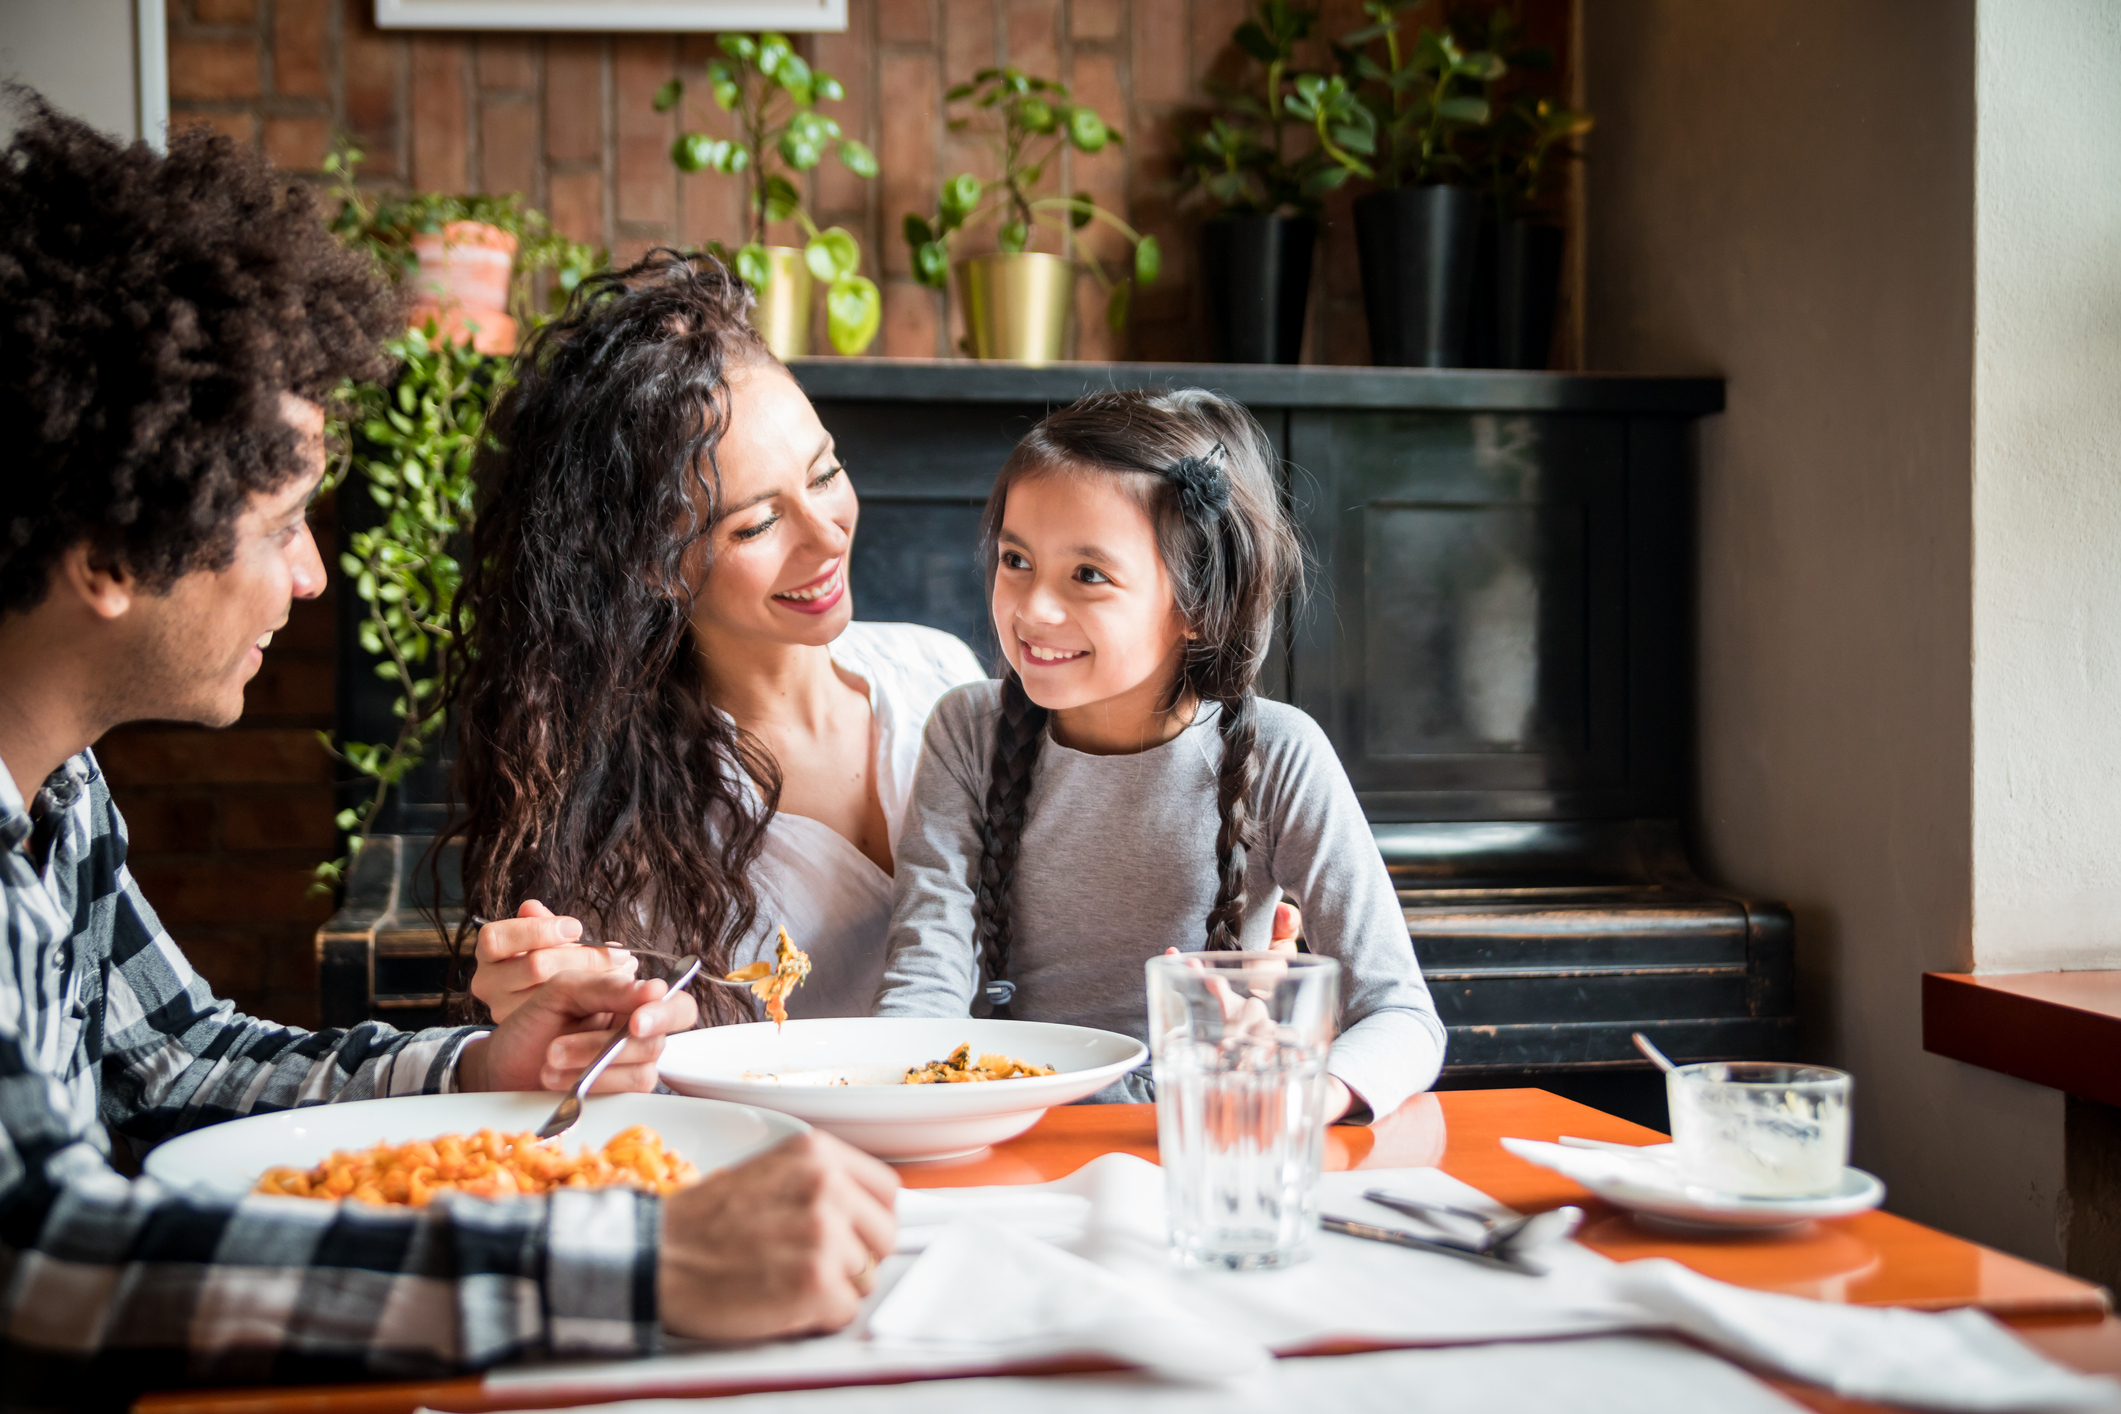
1585,1144,1886,1233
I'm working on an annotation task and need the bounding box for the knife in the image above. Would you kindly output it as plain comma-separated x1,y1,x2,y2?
1320,1215,1539,1275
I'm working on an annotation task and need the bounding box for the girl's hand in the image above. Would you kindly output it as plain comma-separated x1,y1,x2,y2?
471,899,634,1023
1269,902,1303,956
1161,942,1353,1123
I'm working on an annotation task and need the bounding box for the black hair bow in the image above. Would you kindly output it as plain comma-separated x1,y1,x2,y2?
1164,444,1232,523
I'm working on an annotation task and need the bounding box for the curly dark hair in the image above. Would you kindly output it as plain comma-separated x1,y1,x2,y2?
442,249,780,1027
0,93,401,617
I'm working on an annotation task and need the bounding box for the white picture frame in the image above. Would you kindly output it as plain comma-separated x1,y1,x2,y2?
375,0,846,31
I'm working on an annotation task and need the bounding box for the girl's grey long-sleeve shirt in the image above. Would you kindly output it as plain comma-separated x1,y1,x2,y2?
873,683,1447,1120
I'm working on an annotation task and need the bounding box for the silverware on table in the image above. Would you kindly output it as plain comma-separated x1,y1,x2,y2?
535,956,702,1140
1320,1215,1540,1275
1363,1190,1584,1260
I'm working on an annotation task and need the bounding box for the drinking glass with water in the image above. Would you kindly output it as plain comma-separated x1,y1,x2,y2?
1146,952,1341,1270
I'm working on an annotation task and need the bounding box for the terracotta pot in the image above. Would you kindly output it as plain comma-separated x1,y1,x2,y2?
405,221,518,355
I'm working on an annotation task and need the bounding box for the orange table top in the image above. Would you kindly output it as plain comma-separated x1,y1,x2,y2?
135,1088,2119,1414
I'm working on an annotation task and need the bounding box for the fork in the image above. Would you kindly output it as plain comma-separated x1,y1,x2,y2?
1362,1189,1584,1259
535,957,702,1140
465,922,761,992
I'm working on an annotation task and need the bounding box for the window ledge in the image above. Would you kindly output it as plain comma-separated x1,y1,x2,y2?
1923,971,2121,1106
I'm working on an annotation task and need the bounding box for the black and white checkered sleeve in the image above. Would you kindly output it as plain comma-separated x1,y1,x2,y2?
91,822,484,1143
0,1014,662,1397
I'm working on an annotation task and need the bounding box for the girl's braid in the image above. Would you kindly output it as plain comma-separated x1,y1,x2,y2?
970,670,1048,1014
1205,693,1260,949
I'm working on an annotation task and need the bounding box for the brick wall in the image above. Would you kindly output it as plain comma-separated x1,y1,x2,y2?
145,0,1575,1028
165,0,1576,364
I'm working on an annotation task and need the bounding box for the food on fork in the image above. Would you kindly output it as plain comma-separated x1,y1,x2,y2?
253,1125,697,1206
902,1043,1057,1084
725,926,812,1028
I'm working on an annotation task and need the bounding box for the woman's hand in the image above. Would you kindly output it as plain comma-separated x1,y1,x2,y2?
472,899,634,1023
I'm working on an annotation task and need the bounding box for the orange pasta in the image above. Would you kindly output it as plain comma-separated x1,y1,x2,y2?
725,926,812,1028
903,1043,1057,1084
252,1125,697,1207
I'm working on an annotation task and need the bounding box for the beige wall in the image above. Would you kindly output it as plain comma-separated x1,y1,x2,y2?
1972,0,2121,975
1583,0,2065,1262
0,0,160,145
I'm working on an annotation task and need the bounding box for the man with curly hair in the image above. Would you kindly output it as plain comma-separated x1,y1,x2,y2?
0,99,896,1404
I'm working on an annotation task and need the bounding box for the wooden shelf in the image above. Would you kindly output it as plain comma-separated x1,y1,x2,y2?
1923,971,2121,1106
785,356,1727,414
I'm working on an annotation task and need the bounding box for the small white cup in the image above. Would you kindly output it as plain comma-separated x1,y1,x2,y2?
1666,1061,1852,1198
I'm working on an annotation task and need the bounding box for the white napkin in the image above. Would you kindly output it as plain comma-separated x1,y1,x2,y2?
1609,1259,2121,1413
869,1218,1270,1382
1501,1136,1702,1201
892,1153,1636,1353
455,1336,1815,1414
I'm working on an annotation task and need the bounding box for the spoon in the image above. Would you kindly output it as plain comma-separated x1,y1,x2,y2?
1362,1190,1584,1261
1632,1031,1681,1073
535,957,702,1140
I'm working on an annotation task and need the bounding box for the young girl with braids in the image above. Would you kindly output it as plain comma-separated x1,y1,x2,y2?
875,389,1444,1121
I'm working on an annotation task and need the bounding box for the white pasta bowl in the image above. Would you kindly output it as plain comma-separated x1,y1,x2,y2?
657,1017,1149,1162
143,1091,808,1202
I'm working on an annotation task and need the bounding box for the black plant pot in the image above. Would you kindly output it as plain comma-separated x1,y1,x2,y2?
1200,214,1316,364
1353,184,1481,368
1482,218,1565,370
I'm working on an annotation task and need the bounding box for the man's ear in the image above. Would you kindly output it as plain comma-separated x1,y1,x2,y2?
56,543,137,622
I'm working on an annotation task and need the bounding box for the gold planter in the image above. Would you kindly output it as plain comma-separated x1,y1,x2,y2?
750,245,813,359
956,251,1078,364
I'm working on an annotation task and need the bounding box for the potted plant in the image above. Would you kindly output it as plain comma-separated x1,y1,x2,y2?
657,32,882,357
1456,8,1592,369
1180,1,1338,364
902,66,1159,364
325,141,604,356
1287,4,1503,367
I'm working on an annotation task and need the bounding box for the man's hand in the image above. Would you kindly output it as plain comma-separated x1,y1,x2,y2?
457,968,698,1094
658,1131,900,1341
473,900,635,1023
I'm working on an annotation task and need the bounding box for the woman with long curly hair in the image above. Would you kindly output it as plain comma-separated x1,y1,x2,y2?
449,250,984,1025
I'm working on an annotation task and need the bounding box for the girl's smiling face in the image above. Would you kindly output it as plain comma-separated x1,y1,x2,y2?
992,468,1192,753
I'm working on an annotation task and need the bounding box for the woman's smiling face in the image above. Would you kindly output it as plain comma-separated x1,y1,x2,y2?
991,467,1190,749
687,364,859,652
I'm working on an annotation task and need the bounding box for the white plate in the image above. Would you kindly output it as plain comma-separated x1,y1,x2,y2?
144,1091,807,1202
658,1017,1149,1162
1585,1144,1886,1233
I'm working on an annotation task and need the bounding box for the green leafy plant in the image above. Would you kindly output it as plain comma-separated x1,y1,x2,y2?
1452,6,1591,218
657,32,882,354
322,140,604,326
901,66,1159,333
1284,2,1504,189
1180,1,1341,216
314,328,498,890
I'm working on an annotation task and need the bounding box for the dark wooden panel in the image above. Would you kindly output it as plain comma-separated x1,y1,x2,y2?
790,357,1728,415
1446,1017,1798,1074
1290,410,1634,819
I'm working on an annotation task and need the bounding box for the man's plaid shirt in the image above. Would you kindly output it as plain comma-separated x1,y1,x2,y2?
0,751,661,1400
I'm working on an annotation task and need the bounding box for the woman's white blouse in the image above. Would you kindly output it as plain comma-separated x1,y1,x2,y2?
724,621,988,1018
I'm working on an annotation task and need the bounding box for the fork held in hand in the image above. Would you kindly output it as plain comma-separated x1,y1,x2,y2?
535,957,702,1141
